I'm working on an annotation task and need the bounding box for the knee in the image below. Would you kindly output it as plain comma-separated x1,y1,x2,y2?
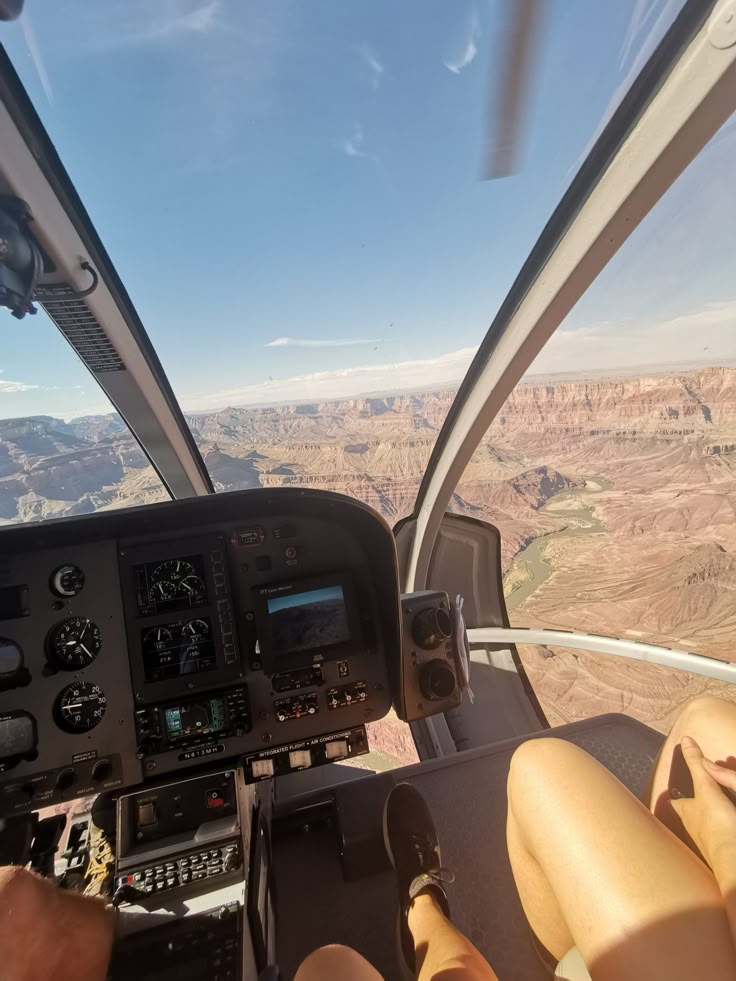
295,944,374,981
507,737,583,805
674,694,735,733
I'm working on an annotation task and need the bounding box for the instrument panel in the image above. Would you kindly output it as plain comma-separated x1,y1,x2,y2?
0,489,400,815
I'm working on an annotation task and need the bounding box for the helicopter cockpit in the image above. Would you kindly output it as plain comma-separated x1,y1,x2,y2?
1,1,736,978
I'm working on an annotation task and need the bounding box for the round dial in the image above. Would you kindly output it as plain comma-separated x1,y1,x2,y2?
178,575,205,598
181,618,209,641
55,682,106,733
151,560,194,586
48,617,102,670
148,580,175,603
143,625,173,651
50,564,85,598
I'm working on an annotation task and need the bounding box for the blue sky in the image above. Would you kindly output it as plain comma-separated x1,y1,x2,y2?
0,0,734,420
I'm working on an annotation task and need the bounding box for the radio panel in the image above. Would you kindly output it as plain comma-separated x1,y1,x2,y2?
135,686,250,758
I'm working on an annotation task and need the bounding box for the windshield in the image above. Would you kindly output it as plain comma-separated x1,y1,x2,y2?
0,309,167,524
1,1,684,523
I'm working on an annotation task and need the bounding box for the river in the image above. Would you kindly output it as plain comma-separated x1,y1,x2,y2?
504,476,612,611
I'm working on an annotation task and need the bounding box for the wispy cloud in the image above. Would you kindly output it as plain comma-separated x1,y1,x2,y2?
19,9,54,104
265,337,381,349
79,2,292,174
184,346,478,412
530,300,736,376
344,123,365,158
93,0,221,49
0,370,41,394
361,44,384,89
444,9,480,75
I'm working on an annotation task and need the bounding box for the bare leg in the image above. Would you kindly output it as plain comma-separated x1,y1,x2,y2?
506,737,736,980
294,944,384,981
293,897,499,981
408,891,500,981
647,695,736,847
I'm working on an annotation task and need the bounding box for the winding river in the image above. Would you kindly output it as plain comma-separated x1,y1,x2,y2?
504,476,612,611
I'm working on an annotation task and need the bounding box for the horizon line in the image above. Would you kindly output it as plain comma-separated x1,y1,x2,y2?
0,357,734,426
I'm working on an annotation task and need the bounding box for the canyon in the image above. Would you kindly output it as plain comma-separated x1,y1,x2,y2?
2,364,735,739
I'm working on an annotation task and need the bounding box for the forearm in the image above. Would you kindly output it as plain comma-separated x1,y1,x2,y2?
0,866,114,981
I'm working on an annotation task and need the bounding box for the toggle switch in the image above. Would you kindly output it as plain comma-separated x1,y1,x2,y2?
325,740,348,760
252,759,274,779
137,800,158,827
288,750,312,769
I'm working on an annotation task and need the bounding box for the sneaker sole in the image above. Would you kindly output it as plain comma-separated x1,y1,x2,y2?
383,788,416,981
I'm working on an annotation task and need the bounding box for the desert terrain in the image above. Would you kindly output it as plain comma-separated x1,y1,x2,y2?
2,364,735,742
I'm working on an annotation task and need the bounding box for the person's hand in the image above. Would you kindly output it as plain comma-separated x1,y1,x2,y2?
0,865,114,981
669,735,736,874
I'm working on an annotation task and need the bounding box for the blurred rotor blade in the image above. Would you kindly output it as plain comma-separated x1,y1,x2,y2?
483,0,544,180
19,7,54,103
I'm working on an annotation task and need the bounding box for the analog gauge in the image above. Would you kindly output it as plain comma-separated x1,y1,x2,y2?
151,560,195,586
143,625,173,651
55,682,107,733
148,580,176,603
178,575,205,598
181,618,209,641
48,618,102,670
50,564,85,598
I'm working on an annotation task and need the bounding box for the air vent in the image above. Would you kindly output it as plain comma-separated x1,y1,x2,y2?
38,284,125,373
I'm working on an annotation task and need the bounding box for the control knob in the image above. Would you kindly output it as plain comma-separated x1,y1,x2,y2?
412,606,452,650
419,659,457,701
55,768,76,792
92,759,112,782
223,851,240,873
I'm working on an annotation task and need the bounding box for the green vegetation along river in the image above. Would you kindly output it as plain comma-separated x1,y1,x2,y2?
504,476,612,612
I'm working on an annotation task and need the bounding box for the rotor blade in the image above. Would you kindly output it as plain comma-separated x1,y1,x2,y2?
18,8,54,104
482,0,544,180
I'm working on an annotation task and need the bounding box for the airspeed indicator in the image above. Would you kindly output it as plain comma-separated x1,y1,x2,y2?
55,682,107,733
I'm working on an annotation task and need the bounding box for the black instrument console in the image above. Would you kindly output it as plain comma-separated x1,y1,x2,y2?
0,489,400,815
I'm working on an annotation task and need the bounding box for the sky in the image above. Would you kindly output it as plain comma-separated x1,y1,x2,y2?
0,0,735,422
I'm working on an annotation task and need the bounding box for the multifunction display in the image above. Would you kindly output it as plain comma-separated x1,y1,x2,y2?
268,585,350,656
164,694,228,741
254,572,366,674
0,711,36,772
134,555,208,617
141,617,216,682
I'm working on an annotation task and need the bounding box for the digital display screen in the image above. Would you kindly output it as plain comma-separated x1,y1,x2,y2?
266,585,350,656
141,617,216,682
0,585,28,621
0,639,21,677
164,696,228,741
0,714,34,759
134,554,208,617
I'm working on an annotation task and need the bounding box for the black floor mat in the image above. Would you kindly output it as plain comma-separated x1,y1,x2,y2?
273,714,663,981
